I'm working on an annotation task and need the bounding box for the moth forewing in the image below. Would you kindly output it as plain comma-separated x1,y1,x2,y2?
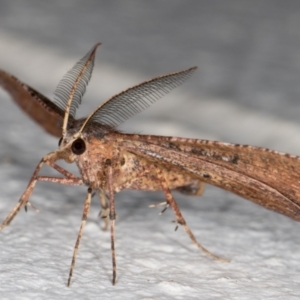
0,69,65,137
121,134,300,221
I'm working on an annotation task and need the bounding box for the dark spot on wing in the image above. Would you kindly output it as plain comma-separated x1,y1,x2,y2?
231,155,239,164
203,173,211,178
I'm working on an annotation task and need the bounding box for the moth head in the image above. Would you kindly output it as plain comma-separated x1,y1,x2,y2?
44,136,84,165
57,118,113,163
56,117,87,162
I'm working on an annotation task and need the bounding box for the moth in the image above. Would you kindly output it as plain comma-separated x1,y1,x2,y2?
1,43,300,286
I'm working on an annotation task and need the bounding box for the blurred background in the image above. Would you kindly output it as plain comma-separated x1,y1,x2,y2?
1,1,300,151
1,1,300,299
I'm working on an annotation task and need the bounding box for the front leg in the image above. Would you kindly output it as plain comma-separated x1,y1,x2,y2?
0,156,83,231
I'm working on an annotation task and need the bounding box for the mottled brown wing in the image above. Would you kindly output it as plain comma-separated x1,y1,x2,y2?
0,69,69,137
122,134,300,221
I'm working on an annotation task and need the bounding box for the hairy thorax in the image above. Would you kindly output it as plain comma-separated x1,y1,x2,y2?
75,134,203,195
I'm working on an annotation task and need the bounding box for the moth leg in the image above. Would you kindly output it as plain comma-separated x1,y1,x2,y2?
36,176,83,185
149,201,168,209
107,163,117,285
149,201,169,214
0,157,83,231
155,168,228,263
150,180,205,214
67,187,92,287
98,190,109,231
0,158,46,230
47,162,82,180
23,176,82,213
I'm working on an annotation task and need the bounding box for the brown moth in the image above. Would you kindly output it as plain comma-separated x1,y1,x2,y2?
1,43,300,286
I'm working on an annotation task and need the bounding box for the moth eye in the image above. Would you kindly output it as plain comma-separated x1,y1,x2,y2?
71,138,86,155
58,137,63,147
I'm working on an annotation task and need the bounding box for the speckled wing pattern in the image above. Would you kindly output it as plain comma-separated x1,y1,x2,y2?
122,134,300,221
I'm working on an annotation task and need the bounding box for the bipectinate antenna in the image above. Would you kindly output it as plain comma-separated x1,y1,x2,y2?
53,43,101,137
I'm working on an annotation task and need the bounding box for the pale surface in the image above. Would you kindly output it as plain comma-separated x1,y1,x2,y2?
1,2,300,299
